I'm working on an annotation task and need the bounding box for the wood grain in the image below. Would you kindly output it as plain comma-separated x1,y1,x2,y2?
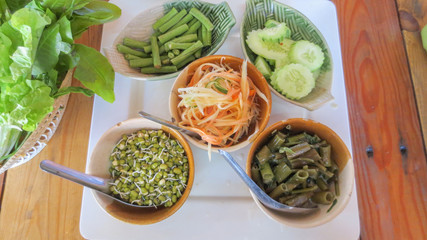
331,0,427,239
397,0,427,151
0,25,102,240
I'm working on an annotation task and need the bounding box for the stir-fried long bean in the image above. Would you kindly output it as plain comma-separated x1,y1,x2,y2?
251,126,340,208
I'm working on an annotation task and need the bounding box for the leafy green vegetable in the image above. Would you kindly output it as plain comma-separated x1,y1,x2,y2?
0,0,121,162
74,44,115,103
71,0,121,38
422,24,427,53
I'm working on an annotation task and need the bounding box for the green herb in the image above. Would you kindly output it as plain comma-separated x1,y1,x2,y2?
327,199,338,213
0,0,121,161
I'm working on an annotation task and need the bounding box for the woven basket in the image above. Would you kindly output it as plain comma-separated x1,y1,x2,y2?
0,70,73,174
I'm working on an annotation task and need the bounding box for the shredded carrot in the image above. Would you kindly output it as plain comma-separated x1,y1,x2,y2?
177,61,268,147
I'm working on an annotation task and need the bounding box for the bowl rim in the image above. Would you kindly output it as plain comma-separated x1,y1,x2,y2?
87,117,195,225
239,0,334,110
168,54,272,152
104,0,236,81
245,118,354,228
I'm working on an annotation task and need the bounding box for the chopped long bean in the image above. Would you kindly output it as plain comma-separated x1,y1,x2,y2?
158,9,187,33
201,25,211,46
123,37,149,49
150,36,161,68
117,44,148,57
175,12,194,28
170,40,203,65
176,55,195,69
129,58,153,68
189,8,213,31
152,7,178,30
141,66,177,74
184,21,201,35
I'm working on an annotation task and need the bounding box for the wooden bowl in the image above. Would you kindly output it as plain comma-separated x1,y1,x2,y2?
169,55,272,152
87,118,194,225
246,118,354,228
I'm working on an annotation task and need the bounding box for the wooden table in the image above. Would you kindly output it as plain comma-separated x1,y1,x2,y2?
0,0,426,239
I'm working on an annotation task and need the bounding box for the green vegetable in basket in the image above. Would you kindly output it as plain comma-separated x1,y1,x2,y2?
0,0,121,162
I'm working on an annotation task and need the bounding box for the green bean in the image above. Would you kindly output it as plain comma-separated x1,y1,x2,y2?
123,37,149,49
269,183,290,199
286,142,311,159
158,9,187,33
201,25,211,46
141,66,177,74
165,42,195,51
283,169,309,191
175,12,194,28
164,34,198,47
285,132,307,145
251,165,264,189
158,24,189,44
291,185,318,194
300,148,321,161
255,145,273,165
320,145,332,167
259,163,274,185
172,49,180,56
124,54,142,60
283,192,312,207
117,44,148,57
184,21,201,35
268,131,287,152
176,55,195,69
129,58,153,68
150,36,161,68
171,40,203,65
189,8,213,31
167,51,175,59
273,162,292,183
187,18,199,27
317,177,329,191
314,162,334,180
289,157,315,168
194,49,202,58
153,7,178,30
311,191,334,205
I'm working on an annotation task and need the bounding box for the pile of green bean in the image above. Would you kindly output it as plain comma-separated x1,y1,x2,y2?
117,7,213,74
108,129,189,207
251,126,340,209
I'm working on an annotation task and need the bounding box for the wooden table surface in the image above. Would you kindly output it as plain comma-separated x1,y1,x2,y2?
0,0,426,239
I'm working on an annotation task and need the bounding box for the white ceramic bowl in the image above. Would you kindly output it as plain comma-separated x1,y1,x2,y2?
87,118,195,225
246,118,354,228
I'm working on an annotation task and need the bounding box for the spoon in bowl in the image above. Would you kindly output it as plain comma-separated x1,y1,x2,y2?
218,150,318,214
39,160,158,208
138,111,200,139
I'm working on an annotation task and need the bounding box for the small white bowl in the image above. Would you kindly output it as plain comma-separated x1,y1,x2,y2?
246,118,354,228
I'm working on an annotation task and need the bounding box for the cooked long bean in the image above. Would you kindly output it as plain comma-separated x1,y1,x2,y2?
158,9,187,33
123,37,149,49
251,126,340,208
153,7,178,30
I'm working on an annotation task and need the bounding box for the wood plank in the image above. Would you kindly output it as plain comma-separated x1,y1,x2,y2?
0,25,102,239
331,0,427,239
397,0,427,152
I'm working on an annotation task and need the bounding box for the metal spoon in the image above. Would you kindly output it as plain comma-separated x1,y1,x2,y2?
138,111,200,139
218,150,318,214
39,160,156,208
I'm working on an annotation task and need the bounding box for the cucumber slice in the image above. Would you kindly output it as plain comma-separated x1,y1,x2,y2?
275,57,290,69
289,40,325,71
274,39,294,69
246,30,288,61
258,22,291,42
255,56,272,79
270,63,315,100
265,19,281,28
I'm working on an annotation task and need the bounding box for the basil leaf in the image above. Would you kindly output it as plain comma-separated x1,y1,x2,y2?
53,86,94,98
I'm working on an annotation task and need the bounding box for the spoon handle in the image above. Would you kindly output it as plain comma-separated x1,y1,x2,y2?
40,160,111,194
218,150,288,210
138,111,200,138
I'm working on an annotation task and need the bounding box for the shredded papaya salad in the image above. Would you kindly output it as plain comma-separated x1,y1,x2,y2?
177,60,269,152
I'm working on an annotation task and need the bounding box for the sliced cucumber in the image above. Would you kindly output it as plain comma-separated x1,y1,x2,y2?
246,30,288,61
289,40,325,71
270,63,315,100
264,19,281,28
255,56,272,79
258,22,291,42
275,57,290,69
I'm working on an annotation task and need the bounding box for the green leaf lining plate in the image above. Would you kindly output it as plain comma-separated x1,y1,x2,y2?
241,0,334,110
104,0,236,81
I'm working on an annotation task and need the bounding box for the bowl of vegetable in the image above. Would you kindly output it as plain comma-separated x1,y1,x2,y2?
246,118,354,228
87,118,194,225
241,0,333,111
169,55,272,153
104,0,236,81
